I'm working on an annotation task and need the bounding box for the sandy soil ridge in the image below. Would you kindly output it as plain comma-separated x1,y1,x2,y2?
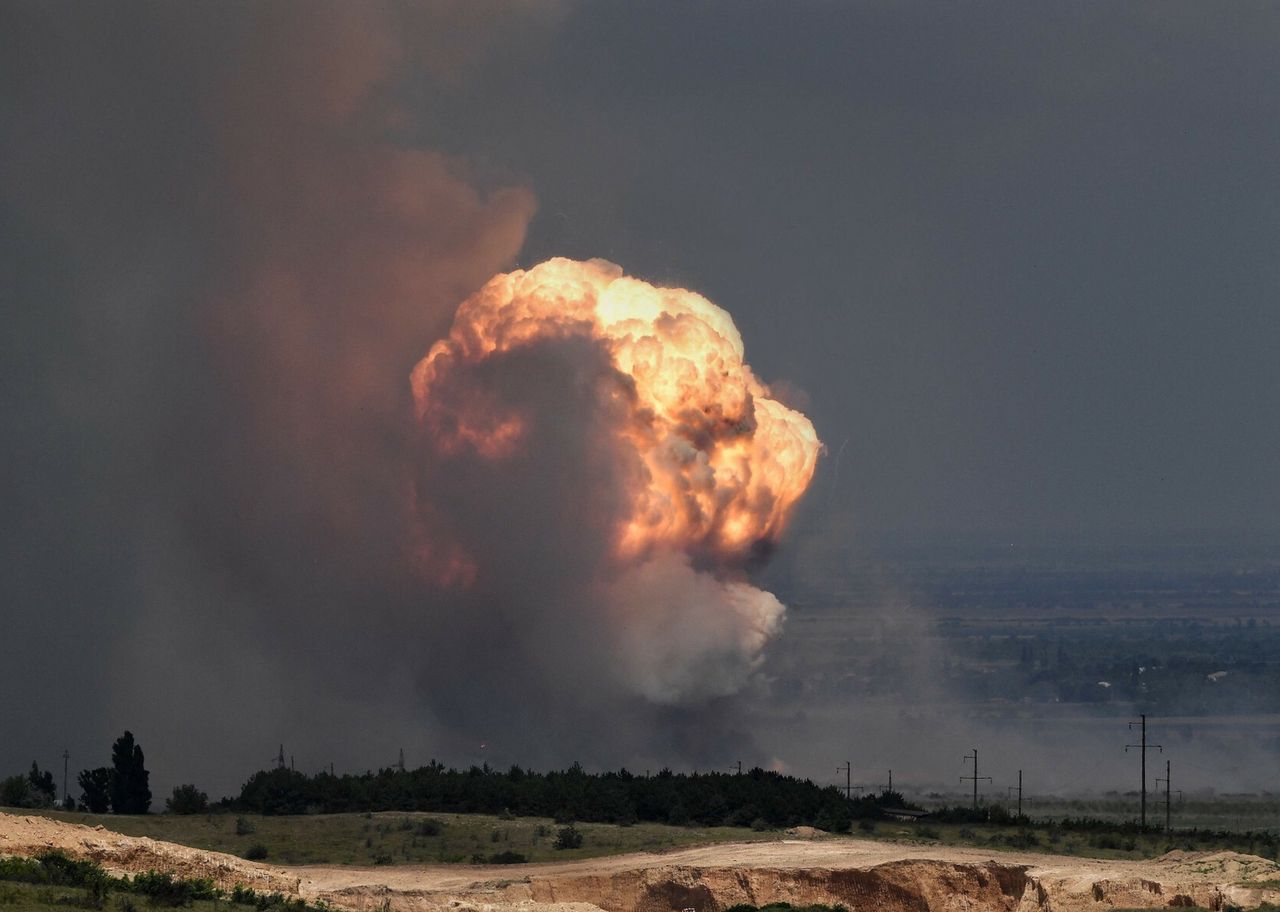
4,812,1278,911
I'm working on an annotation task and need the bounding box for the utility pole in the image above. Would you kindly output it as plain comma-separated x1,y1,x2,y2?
276,744,286,770
878,770,893,794
837,761,852,800
62,749,69,807
397,748,405,772
961,749,991,809
1126,715,1163,828
729,760,743,775
1006,770,1023,819
1155,760,1172,834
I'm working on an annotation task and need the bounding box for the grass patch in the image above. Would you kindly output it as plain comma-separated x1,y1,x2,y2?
11,809,776,865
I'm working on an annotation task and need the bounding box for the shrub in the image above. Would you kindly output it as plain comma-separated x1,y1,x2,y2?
372,853,392,866
131,871,216,906
234,817,255,836
165,786,208,816
415,819,442,837
0,776,32,809
487,851,527,865
857,820,875,833
242,845,269,861
553,825,583,850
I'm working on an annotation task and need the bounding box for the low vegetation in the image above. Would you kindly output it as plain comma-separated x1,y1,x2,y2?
0,852,321,912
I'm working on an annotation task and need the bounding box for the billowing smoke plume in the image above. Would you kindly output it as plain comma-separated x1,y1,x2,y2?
410,258,820,704
0,0,818,791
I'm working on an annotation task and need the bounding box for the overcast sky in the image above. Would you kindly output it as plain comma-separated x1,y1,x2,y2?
2,1,1277,796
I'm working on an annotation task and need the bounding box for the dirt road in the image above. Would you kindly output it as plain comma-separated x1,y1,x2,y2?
4,811,1279,911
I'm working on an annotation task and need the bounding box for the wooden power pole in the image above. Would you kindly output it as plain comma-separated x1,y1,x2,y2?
961,749,992,809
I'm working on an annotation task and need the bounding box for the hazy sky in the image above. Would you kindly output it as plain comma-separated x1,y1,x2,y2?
2,2,1277,797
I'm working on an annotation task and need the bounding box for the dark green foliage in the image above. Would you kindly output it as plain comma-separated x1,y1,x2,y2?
0,855,324,912
78,769,113,814
130,872,216,906
28,763,57,806
242,845,268,861
228,885,317,911
414,819,442,837
234,817,255,836
553,825,583,850
0,776,32,809
165,785,208,816
0,852,117,901
486,851,527,864
109,732,151,815
232,762,855,832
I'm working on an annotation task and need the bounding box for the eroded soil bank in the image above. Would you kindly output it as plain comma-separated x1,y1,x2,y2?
5,812,1279,912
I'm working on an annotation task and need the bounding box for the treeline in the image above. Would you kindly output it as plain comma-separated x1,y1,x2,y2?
3,731,161,815
232,762,872,832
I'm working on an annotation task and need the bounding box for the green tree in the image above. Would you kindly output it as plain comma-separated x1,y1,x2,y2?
166,784,209,815
28,762,57,807
78,768,112,813
110,731,151,814
1,774,32,808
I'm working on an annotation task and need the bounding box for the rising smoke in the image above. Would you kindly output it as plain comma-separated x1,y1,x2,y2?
410,258,819,704
0,1,817,792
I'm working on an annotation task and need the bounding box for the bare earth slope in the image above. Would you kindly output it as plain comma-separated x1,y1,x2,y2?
4,812,1279,912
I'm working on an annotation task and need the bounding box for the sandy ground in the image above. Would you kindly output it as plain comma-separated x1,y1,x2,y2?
4,811,1279,911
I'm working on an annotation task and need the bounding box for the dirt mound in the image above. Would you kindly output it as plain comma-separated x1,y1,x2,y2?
0,813,299,896
783,826,827,839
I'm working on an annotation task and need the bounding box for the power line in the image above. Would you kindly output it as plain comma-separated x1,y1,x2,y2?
1125,714,1163,828
1155,759,1173,834
1006,770,1023,819
961,749,992,810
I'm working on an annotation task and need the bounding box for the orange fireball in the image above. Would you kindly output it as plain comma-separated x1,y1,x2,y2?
411,258,821,565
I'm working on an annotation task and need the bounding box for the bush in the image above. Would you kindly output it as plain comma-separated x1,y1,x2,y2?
165,786,208,816
242,845,269,861
0,776,32,809
857,820,875,833
493,849,526,864
415,819,442,837
234,817,256,836
553,825,583,850
130,872,216,906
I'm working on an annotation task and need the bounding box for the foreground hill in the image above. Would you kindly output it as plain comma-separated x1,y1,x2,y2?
3,811,1279,911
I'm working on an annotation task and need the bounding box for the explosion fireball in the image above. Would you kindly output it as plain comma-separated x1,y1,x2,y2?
411,258,821,703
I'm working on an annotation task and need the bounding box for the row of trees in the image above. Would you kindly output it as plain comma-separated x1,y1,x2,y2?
0,763,59,809
77,731,152,814
231,762,867,831
2,732,151,814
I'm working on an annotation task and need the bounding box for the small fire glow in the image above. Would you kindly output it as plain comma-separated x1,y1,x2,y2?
410,258,822,703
